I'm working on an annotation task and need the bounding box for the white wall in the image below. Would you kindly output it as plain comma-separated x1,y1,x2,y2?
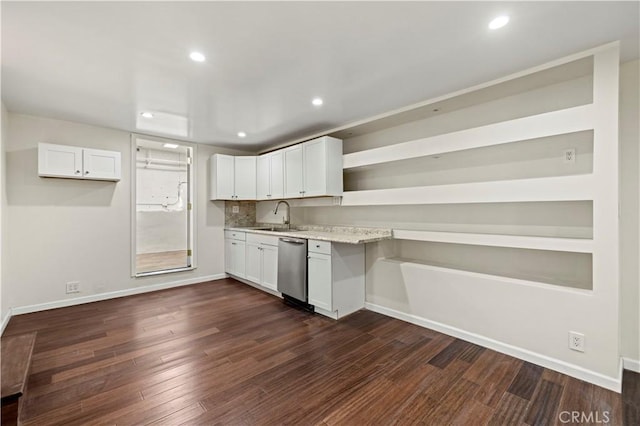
293,58,636,385
3,113,243,311
619,60,640,363
1,103,8,330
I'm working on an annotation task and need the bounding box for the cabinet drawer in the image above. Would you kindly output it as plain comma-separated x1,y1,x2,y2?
246,233,279,246
308,240,331,255
224,230,246,241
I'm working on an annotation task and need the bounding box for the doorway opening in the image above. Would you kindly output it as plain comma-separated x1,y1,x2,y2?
132,136,195,276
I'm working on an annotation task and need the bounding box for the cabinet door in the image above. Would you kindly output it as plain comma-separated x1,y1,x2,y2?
211,154,235,200
303,139,327,197
232,240,246,278
256,155,271,200
38,143,83,179
261,245,278,291
234,156,257,200
308,252,332,311
283,145,304,198
224,238,234,275
270,151,284,199
226,239,246,278
83,148,121,181
245,243,262,283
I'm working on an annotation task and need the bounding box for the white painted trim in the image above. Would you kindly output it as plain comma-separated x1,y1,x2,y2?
1,308,13,335
623,357,640,373
343,104,594,169
341,174,594,206
392,230,594,253
365,302,622,393
11,274,226,316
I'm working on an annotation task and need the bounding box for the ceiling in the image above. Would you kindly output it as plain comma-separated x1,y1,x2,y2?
2,2,638,152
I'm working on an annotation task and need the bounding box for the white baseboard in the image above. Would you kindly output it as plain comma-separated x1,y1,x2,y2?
1,308,13,335
623,357,640,373
365,302,622,393
11,274,226,316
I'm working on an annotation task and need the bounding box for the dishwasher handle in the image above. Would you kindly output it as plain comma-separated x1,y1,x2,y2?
280,238,305,244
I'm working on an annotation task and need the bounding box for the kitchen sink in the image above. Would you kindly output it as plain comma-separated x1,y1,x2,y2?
256,227,299,232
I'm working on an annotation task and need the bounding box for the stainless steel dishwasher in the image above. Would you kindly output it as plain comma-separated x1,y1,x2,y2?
277,237,313,311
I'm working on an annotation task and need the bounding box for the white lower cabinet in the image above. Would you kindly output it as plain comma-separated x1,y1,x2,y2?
307,240,365,319
308,252,332,311
261,244,279,291
224,231,246,278
244,234,279,292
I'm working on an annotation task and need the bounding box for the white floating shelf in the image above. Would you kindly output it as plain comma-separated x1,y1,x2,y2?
341,174,594,206
392,230,593,253
343,104,594,170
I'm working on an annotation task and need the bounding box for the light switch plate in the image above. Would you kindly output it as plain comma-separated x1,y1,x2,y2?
232,206,240,214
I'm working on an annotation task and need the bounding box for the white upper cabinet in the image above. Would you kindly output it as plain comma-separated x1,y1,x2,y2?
211,154,235,200
257,151,284,200
82,148,122,180
210,154,256,200
212,136,342,201
38,143,121,181
256,155,270,200
283,145,304,198
234,156,257,199
284,136,343,198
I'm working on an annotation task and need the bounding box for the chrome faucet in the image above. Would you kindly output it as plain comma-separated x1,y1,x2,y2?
274,200,291,230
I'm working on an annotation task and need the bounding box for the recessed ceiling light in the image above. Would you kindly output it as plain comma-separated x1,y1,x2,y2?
312,97,323,106
237,132,247,138
489,15,510,30
189,51,206,62
140,112,154,118
163,143,179,149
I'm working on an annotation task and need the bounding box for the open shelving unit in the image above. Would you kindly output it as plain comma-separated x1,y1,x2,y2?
327,42,621,390
338,43,616,259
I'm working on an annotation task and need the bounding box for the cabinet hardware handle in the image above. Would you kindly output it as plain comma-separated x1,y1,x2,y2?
85,170,90,174
75,170,81,174
231,242,236,245
316,245,320,248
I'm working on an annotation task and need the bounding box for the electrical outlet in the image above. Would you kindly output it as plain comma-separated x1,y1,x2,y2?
568,331,585,352
232,205,240,214
66,281,80,294
563,148,576,164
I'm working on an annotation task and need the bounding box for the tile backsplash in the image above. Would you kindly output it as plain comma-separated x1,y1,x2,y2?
224,201,256,227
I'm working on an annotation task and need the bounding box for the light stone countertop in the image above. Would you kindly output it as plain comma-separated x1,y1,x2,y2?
225,224,392,244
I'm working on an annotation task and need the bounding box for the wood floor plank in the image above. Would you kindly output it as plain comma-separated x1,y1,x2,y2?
488,392,529,426
507,361,544,401
523,379,563,425
2,278,631,425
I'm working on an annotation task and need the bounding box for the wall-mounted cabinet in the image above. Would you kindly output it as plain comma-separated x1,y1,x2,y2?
257,151,284,200
38,143,121,181
284,136,343,198
212,136,343,201
210,154,257,200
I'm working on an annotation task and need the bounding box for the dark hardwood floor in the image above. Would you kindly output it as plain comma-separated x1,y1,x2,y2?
2,278,638,425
